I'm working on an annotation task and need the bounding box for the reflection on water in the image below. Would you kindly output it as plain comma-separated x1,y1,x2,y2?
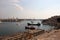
0,20,54,36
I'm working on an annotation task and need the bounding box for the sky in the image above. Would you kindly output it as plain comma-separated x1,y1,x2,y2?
0,0,60,19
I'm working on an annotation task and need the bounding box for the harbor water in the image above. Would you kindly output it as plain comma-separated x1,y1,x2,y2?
0,20,54,36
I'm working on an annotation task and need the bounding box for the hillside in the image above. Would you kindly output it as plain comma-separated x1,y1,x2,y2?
42,16,60,29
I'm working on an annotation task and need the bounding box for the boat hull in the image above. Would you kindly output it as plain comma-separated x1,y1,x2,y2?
27,23,40,26
25,26,35,30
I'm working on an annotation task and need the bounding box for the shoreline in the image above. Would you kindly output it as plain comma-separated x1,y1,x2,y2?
0,29,45,40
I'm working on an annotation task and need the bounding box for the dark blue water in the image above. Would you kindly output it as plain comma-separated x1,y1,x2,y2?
0,20,54,36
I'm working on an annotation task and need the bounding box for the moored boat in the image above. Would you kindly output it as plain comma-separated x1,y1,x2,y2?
25,26,35,30
25,21,41,30
27,22,40,26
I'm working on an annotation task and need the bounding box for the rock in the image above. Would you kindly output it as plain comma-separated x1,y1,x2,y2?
42,16,60,29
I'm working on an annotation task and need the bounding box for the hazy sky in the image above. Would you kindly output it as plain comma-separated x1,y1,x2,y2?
0,0,60,19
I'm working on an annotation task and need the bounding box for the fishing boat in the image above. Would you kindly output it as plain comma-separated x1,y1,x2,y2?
25,26,35,30
27,22,40,26
25,21,41,30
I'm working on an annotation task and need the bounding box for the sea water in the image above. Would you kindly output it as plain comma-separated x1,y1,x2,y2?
0,20,54,36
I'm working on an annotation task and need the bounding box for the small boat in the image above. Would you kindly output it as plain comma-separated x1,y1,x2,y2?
25,26,35,30
27,22,40,26
25,21,41,30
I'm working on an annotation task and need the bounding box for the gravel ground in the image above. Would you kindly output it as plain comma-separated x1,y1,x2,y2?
30,29,60,40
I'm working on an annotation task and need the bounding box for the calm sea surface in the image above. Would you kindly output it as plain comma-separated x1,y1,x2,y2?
0,20,54,36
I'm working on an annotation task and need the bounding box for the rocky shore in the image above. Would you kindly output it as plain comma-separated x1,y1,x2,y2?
0,26,60,40
33,29,60,40
42,16,60,29
0,29,45,40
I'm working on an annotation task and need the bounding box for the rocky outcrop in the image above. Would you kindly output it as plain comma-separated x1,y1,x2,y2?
42,16,60,29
